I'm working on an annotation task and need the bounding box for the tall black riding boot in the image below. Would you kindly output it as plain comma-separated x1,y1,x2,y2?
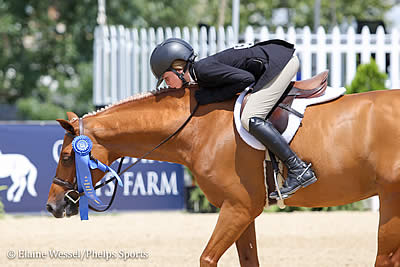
248,117,317,199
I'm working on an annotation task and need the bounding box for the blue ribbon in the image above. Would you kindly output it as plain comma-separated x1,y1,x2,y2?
72,135,123,220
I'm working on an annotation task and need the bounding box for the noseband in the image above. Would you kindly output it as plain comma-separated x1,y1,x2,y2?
52,176,80,204
53,165,122,208
53,176,76,191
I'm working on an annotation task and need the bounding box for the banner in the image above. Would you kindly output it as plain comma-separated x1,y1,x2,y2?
0,123,185,213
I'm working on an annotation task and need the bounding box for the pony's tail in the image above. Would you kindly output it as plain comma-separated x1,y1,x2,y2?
27,162,38,197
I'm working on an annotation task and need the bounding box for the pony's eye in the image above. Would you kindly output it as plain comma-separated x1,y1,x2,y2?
61,153,73,165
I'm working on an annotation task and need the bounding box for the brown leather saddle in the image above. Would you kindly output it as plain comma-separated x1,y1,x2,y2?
241,70,329,133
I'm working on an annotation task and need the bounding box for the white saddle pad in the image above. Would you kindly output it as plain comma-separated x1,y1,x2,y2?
234,86,347,150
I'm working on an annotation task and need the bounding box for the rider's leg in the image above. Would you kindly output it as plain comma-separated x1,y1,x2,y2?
240,55,300,131
248,118,317,199
241,55,317,199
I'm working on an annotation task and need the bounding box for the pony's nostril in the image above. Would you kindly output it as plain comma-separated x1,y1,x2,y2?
46,202,65,218
46,203,54,213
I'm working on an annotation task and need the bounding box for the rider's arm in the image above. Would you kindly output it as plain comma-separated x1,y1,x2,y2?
194,59,255,105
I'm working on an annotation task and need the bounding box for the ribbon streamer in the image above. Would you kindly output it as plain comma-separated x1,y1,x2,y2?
72,135,123,220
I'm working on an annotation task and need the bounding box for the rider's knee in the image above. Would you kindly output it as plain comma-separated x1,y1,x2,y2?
240,112,252,131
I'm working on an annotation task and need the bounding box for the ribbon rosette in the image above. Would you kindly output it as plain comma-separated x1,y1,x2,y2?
73,136,92,156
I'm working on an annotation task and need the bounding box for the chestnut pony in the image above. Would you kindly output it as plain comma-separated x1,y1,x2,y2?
47,85,400,267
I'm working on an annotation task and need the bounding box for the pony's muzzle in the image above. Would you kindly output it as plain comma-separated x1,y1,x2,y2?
46,202,64,218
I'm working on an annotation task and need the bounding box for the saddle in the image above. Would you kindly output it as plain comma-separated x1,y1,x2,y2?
242,70,329,133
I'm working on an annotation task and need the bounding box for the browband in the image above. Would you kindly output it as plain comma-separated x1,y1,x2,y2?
79,118,84,135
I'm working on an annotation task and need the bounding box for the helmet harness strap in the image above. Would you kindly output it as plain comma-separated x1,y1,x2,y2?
167,54,197,87
170,68,189,87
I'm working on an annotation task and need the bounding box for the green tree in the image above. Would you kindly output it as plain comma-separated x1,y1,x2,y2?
346,59,387,94
0,0,199,120
290,0,393,29
237,0,393,31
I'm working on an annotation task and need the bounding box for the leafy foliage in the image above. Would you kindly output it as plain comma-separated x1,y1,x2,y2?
188,186,217,213
346,58,387,94
0,1,99,119
189,184,367,213
0,0,200,120
238,0,393,31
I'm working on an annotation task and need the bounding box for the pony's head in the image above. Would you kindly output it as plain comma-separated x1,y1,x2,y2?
46,112,113,218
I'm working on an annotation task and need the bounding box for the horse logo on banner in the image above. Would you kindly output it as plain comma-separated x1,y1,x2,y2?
0,150,38,202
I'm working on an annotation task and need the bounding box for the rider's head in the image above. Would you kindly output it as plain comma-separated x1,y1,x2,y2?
150,38,195,88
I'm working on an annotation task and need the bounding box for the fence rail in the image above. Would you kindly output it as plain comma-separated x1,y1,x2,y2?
93,25,400,106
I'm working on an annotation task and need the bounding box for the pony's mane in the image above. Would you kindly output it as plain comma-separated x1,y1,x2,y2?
82,86,189,119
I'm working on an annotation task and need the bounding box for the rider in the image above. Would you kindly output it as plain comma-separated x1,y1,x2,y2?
150,38,317,199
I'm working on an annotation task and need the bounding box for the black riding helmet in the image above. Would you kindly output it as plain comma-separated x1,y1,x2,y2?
150,38,195,87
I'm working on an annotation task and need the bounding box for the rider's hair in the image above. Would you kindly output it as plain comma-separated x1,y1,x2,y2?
171,60,187,71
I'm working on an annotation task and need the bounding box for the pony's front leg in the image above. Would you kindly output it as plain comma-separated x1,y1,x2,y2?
200,199,263,267
235,221,259,267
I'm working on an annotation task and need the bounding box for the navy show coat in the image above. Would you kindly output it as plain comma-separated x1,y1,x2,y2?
191,39,295,105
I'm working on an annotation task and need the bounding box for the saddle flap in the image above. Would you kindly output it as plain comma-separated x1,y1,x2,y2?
241,90,292,135
240,71,330,135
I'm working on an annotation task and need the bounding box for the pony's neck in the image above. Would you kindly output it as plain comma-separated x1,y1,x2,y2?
83,88,195,166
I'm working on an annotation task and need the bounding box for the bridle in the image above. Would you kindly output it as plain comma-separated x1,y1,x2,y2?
52,101,200,213
52,120,123,212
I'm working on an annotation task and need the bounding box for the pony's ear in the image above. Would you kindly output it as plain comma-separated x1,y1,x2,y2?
66,112,79,121
56,119,75,135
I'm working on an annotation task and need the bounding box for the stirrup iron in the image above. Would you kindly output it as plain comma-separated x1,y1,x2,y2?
273,169,285,200
269,151,286,201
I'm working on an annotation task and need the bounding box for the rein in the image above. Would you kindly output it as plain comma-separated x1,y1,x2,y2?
52,101,199,218
119,102,200,175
